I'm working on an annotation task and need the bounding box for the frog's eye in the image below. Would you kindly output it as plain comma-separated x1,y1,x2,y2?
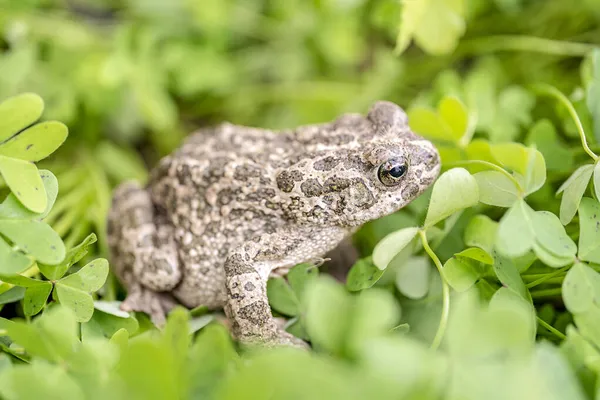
377,157,408,187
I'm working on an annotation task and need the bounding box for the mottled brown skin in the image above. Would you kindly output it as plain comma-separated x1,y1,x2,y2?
107,101,440,347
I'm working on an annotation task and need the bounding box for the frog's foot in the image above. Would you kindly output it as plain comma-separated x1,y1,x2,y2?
237,326,309,350
120,284,178,327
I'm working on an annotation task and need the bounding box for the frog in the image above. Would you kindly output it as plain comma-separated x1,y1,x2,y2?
106,101,440,347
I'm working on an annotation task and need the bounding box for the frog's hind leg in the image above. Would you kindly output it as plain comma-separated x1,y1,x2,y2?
107,181,182,325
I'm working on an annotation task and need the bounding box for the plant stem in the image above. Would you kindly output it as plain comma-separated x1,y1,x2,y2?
526,265,571,288
458,35,596,57
537,317,566,340
419,229,449,351
530,288,563,299
446,160,524,193
530,83,598,162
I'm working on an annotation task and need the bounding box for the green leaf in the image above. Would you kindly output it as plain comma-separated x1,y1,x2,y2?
84,303,139,338
287,263,319,302
0,220,65,265
189,324,239,400
493,252,529,301
0,121,68,162
563,263,600,314
0,236,33,275
161,307,190,375
456,247,494,264
587,48,600,142
0,170,58,220
0,156,46,213
557,164,594,225
438,96,469,141
424,168,479,228
266,277,299,316
407,96,469,143
443,256,486,292
304,277,351,354
488,86,536,142
40,233,98,280
117,337,181,400
473,170,520,207
372,227,419,270
110,328,129,354
578,198,600,263
395,256,430,299
347,289,400,354
0,274,45,287
0,360,85,399
406,108,447,140
58,258,109,293
532,244,574,268
0,93,44,142
0,286,25,305
594,162,600,201
490,141,525,172
396,0,466,55
523,148,546,195
496,199,535,258
463,214,498,253
22,281,52,316
54,283,95,322
531,211,577,260
346,257,384,292
526,120,574,173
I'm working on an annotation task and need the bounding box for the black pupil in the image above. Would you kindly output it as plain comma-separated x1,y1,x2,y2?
388,163,406,178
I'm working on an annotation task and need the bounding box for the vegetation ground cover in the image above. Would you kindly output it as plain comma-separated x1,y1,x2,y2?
1,0,600,399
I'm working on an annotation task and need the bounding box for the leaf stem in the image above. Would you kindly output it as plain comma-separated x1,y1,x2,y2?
419,230,449,351
530,288,563,299
525,265,571,288
446,160,524,194
530,83,598,162
537,317,566,340
457,35,596,57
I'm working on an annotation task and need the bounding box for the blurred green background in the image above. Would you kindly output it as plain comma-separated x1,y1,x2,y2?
1,0,600,256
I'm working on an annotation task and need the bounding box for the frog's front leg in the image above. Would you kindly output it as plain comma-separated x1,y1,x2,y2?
223,225,348,348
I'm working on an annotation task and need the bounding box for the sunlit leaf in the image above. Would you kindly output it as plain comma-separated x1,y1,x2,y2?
395,256,430,299
463,214,498,253
0,156,46,213
496,199,535,258
424,168,479,228
531,211,577,260
0,219,65,265
473,170,520,207
372,227,419,270
557,164,594,225
58,258,109,293
0,170,58,220
563,263,600,314
0,93,44,142
0,121,68,162
0,236,33,275
54,283,95,322
396,0,466,55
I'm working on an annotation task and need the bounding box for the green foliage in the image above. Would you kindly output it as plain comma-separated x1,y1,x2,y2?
1,0,600,399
